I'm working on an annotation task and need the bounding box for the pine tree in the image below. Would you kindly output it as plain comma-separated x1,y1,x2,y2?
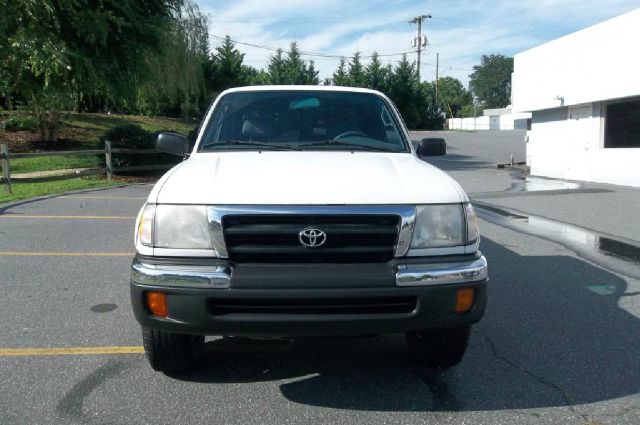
332,58,349,86
283,42,308,84
348,52,366,87
210,36,246,92
365,52,388,92
267,48,286,84
305,60,320,85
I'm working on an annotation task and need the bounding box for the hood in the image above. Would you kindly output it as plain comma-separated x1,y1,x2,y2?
151,152,466,205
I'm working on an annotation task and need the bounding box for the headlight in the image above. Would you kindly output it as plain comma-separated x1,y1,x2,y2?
138,204,155,247
137,204,213,250
410,204,465,249
465,203,479,244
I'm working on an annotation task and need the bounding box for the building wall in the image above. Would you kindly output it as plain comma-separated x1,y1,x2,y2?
447,112,531,130
512,9,640,113
528,101,640,187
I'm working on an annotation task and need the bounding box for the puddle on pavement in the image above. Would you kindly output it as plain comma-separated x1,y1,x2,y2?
510,177,582,192
475,204,640,279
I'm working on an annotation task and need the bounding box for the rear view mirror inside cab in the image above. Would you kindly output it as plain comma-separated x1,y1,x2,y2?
290,97,320,110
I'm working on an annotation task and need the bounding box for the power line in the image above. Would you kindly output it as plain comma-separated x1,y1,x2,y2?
208,34,412,59
208,18,403,24
208,34,473,75
421,62,472,72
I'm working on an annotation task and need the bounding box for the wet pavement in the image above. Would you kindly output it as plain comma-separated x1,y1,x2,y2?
475,201,640,280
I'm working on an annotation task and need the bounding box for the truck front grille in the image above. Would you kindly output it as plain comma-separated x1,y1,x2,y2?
222,214,400,263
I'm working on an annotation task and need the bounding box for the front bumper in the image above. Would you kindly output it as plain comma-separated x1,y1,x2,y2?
130,254,488,337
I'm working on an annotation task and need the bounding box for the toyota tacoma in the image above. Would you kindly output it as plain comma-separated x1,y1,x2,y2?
131,86,488,373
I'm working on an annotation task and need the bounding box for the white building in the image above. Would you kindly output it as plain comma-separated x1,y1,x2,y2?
447,108,530,131
512,9,640,187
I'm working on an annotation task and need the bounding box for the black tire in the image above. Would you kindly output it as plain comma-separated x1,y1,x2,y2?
406,326,471,368
141,327,204,374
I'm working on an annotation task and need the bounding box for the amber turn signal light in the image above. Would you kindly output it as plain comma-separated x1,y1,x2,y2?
455,288,475,313
147,291,168,317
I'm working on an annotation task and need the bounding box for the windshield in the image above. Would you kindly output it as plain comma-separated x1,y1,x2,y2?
198,90,409,152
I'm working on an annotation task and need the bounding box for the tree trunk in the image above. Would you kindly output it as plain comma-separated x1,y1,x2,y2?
38,111,60,143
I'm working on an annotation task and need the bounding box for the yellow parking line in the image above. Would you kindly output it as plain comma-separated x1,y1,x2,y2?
59,196,147,200
0,252,133,257
0,346,144,357
0,215,136,220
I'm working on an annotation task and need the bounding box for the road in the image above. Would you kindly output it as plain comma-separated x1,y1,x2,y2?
1,132,639,424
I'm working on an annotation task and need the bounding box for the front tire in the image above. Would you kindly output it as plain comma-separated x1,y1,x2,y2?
142,327,203,374
406,326,471,368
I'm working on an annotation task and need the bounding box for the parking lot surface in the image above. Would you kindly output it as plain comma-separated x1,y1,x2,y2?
2,135,640,424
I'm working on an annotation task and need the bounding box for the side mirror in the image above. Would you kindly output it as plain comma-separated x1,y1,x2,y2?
417,137,446,157
156,132,188,156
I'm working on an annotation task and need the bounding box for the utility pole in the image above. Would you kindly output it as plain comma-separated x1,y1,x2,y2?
408,14,431,79
435,52,439,109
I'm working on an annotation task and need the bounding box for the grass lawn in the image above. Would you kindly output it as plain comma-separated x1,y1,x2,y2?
10,155,104,174
0,176,122,204
0,111,191,201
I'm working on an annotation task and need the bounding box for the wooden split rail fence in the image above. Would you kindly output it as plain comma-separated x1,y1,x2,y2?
0,141,173,194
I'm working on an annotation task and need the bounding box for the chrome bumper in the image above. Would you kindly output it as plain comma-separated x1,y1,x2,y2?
132,254,487,289
131,258,232,289
395,255,488,286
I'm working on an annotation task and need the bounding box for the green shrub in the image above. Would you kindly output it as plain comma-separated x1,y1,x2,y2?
99,124,181,170
99,124,153,149
3,115,39,132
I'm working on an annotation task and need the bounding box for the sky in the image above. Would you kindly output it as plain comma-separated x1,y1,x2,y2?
197,0,640,87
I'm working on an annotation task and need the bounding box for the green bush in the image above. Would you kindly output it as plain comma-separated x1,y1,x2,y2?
3,115,39,132
99,124,181,170
99,124,153,149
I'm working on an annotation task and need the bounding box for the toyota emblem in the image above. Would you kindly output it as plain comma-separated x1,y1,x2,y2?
298,227,327,248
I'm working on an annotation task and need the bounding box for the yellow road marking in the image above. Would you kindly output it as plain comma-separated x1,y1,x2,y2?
0,215,136,220
0,346,144,357
0,252,133,257
59,196,147,200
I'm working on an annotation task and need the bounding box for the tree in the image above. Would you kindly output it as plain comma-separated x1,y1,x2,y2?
283,42,308,85
469,54,513,108
247,68,270,86
266,48,286,85
332,58,349,86
328,53,443,129
387,55,421,127
347,52,366,87
435,76,472,118
305,60,320,85
1,0,183,141
365,52,389,92
138,1,209,119
386,55,442,129
209,36,249,93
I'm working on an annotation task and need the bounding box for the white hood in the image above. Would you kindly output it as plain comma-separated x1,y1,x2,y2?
150,151,466,205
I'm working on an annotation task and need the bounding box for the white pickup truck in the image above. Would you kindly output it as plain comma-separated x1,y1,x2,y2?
131,86,488,374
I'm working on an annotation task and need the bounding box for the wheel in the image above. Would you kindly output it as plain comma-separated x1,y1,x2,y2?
141,326,204,374
406,326,471,368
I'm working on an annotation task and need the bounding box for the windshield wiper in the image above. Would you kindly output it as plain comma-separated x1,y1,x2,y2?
299,140,394,152
200,140,301,151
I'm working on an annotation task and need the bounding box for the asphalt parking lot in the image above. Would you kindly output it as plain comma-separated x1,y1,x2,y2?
2,135,640,424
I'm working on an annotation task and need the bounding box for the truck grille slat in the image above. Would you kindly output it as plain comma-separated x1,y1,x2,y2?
222,214,401,263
